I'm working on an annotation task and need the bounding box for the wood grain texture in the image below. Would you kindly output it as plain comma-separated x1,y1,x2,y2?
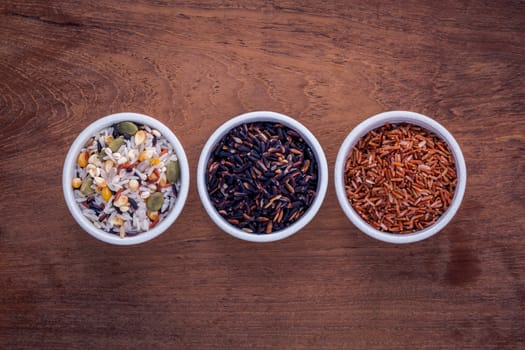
1,1,524,349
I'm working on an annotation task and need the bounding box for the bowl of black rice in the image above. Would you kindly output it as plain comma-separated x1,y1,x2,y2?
197,111,328,242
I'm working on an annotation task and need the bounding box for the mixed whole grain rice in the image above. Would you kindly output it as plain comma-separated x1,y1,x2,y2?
72,122,180,237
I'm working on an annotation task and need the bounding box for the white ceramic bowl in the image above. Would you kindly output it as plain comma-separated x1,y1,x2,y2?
334,111,467,244
197,111,328,242
63,112,190,245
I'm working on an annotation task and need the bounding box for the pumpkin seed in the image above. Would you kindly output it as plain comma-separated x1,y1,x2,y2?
108,136,125,153
146,192,164,211
117,121,138,136
166,160,180,183
80,177,95,196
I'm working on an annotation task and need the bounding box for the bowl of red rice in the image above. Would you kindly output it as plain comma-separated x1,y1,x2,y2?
334,111,466,244
63,112,189,245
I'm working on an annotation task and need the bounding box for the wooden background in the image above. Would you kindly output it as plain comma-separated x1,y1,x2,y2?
1,1,524,349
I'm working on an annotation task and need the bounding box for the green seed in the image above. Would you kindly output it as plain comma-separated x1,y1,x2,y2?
117,121,138,136
146,192,164,211
166,160,180,183
80,177,95,196
109,136,125,153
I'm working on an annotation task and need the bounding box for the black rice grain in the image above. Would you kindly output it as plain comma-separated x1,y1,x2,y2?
206,122,318,234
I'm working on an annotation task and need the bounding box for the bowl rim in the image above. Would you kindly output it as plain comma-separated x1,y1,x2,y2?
334,110,467,244
62,112,190,245
197,110,329,242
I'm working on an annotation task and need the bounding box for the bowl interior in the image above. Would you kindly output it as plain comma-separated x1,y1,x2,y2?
63,112,190,245
335,111,466,243
197,111,328,242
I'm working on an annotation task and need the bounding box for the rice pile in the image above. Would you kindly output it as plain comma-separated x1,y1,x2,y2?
72,122,180,237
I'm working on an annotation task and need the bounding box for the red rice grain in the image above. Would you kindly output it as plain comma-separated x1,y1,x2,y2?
344,123,457,234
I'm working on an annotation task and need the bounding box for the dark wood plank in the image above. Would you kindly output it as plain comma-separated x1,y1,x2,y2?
0,1,524,348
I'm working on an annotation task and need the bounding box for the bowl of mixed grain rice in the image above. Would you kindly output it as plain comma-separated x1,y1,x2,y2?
334,111,466,244
63,112,189,245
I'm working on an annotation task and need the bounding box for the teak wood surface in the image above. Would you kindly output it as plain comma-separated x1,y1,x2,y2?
1,1,524,349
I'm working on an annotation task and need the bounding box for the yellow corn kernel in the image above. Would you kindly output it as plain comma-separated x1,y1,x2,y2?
101,186,112,201
150,157,161,166
138,149,154,162
104,135,114,145
77,151,89,167
71,177,82,189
